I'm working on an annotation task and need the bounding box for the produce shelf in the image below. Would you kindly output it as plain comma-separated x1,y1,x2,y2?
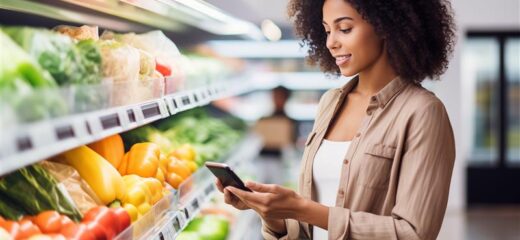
0,0,262,39
0,80,256,176
140,133,263,240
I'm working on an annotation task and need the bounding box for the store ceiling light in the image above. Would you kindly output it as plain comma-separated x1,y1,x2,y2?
261,19,282,41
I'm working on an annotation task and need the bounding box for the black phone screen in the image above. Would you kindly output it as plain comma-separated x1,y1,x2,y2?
205,162,252,192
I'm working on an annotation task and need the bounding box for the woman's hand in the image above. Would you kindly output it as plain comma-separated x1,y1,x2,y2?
215,179,250,210
225,181,304,220
216,180,287,234
222,181,330,230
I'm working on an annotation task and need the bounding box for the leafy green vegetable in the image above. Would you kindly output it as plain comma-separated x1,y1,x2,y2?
75,39,102,84
0,192,27,220
0,29,56,89
3,27,101,86
0,165,83,221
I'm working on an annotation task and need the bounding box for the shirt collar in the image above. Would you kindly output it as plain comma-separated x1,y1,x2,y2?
338,75,409,109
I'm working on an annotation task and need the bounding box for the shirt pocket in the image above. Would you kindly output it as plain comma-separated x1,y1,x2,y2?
357,143,396,189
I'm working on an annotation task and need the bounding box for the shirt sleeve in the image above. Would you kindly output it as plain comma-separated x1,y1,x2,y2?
328,100,456,240
262,219,314,240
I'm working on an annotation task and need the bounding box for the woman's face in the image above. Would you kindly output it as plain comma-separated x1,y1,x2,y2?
322,0,384,77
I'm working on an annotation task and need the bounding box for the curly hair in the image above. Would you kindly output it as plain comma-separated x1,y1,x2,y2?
288,0,456,83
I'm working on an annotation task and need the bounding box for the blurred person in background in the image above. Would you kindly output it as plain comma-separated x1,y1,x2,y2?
253,86,296,184
217,0,457,239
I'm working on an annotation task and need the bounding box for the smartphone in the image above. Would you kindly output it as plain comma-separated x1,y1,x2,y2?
205,162,252,192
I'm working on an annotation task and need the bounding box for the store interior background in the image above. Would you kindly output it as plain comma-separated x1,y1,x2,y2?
206,0,520,239
0,0,518,239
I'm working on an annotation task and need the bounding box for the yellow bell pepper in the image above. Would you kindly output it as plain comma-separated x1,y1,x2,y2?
59,145,126,205
121,175,157,216
123,203,139,222
141,177,163,204
170,144,197,161
119,143,160,178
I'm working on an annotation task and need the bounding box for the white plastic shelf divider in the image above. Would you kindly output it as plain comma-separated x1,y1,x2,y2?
0,81,256,176
144,133,263,240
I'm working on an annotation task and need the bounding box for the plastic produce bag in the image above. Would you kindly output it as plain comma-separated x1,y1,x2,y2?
0,29,69,122
40,161,103,213
0,164,83,221
97,40,140,84
3,26,102,86
101,30,185,92
54,25,99,41
0,29,55,89
97,40,141,106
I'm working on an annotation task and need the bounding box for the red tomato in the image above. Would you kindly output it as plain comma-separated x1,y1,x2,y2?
21,215,35,222
17,219,42,239
46,234,67,240
82,207,116,240
34,211,62,233
59,216,75,230
2,221,20,237
61,223,95,240
110,208,130,234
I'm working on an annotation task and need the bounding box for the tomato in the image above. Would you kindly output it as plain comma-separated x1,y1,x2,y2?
110,208,130,234
61,223,95,240
59,216,75,230
34,211,62,233
21,215,35,222
27,234,66,240
82,207,117,240
3,221,20,237
17,219,42,239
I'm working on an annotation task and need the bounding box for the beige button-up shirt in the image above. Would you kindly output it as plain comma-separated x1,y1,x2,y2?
262,76,456,240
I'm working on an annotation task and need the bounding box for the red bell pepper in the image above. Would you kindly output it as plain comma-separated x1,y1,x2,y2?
61,223,96,240
82,206,117,240
110,208,131,233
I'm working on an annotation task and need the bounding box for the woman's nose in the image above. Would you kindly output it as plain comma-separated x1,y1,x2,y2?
326,32,340,51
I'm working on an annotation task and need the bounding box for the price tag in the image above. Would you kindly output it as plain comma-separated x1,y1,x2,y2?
171,216,181,232
165,96,179,115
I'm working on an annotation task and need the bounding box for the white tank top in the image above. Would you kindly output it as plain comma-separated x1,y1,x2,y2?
312,139,351,240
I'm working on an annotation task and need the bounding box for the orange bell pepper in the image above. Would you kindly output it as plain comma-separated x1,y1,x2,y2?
88,134,125,169
118,143,160,178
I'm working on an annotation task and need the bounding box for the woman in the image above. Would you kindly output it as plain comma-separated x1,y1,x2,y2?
217,0,456,239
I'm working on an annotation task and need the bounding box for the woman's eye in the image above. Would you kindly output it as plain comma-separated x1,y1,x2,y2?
340,28,352,33
325,31,331,35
